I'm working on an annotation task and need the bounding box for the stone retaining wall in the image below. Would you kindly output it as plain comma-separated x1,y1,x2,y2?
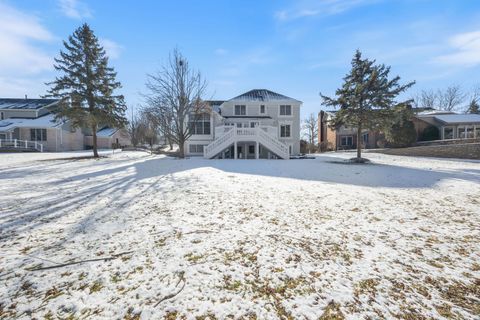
372,143,480,160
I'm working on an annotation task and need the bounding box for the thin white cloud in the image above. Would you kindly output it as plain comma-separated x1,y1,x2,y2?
214,48,228,56
100,38,123,60
434,30,480,67
58,0,92,19
218,48,274,77
0,2,54,75
275,0,379,21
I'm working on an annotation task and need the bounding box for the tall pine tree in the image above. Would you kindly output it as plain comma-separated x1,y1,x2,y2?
321,50,415,162
45,24,127,157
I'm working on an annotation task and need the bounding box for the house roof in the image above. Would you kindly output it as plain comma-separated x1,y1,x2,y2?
433,114,480,124
416,110,456,116
223,116,272,119
0,98,59,110
228,89,301,103
96,127,119,137
205,100,225,113
0,114,63,131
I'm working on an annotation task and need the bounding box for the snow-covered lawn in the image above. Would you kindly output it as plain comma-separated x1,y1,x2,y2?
0,151,479,319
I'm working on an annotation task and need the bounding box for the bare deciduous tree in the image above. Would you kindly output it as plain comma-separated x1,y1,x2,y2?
411,90,437,109
127,107,141,147
437,85,466,111
144,49,207,158
302,113,318,153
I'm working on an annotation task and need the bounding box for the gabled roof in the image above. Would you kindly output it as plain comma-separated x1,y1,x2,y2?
0,114,63,131
433,114,480,124
96,127,119,137
228,89,301,103
0,98,59,110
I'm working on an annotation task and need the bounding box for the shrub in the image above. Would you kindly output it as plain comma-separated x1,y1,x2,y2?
420,125,440,141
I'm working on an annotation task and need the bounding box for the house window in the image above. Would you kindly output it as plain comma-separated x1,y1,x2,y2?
280,105,292,116
340,136,353,146
248,145,255,154
235,105,246,115
362,133,369,144
466,126,474,138
475,126,480,138
30,128,47,141
188,113,210,135
457,126,466,139
189,144,205,153
260,105,265,114
444,127,454,139
280,124,291,137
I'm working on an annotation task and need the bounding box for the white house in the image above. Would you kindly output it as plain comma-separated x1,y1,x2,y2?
186,89,302,159
0,98,130,152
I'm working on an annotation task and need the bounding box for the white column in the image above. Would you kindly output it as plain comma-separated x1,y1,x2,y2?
234,141,237,159
256,141,259,159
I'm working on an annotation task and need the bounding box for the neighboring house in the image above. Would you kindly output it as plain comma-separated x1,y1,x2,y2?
318,110,383,151
0,98,130,152
186,89,302,159
84,127,131,149
413,111,480,140
318,108,480,151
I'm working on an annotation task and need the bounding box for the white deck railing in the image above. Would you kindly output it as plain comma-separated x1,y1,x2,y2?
0,139,44,152
204,127,235,158
204,125,289,159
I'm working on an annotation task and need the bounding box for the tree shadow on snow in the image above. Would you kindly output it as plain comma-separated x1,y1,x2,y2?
0,154,478,240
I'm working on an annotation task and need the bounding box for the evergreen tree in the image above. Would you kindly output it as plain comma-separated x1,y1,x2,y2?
45,24,127,157
467,100,480,114
321,50,415,162
383,104,417,147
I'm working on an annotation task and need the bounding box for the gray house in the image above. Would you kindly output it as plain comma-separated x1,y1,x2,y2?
414,111,480,140
186,89,302,159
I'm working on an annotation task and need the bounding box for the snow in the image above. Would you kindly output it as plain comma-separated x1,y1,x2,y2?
0,114,62,131
0,151,479,319
96,127,118,137
433,113,480,124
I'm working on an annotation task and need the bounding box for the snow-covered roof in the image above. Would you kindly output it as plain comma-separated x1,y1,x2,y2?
228,89,301,103
0,114,63,131
416,110,455,116
433,114,480,124
97,127,118,137
0,98,59,110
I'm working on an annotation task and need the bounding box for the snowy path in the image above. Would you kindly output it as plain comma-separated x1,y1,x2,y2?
0,151,479,319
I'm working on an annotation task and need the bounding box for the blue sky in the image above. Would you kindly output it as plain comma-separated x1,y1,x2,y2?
1,0,480,119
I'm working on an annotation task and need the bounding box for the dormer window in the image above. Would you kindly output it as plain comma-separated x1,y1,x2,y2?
260,105,265,114
235,105,246,115
280,105,291,116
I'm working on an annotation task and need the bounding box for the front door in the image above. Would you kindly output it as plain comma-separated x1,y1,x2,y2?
237,145,243,158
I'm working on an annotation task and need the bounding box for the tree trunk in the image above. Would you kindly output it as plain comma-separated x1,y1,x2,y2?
178,137,185,158
92,125,99,158
168,136,173,150
356,125,362,160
